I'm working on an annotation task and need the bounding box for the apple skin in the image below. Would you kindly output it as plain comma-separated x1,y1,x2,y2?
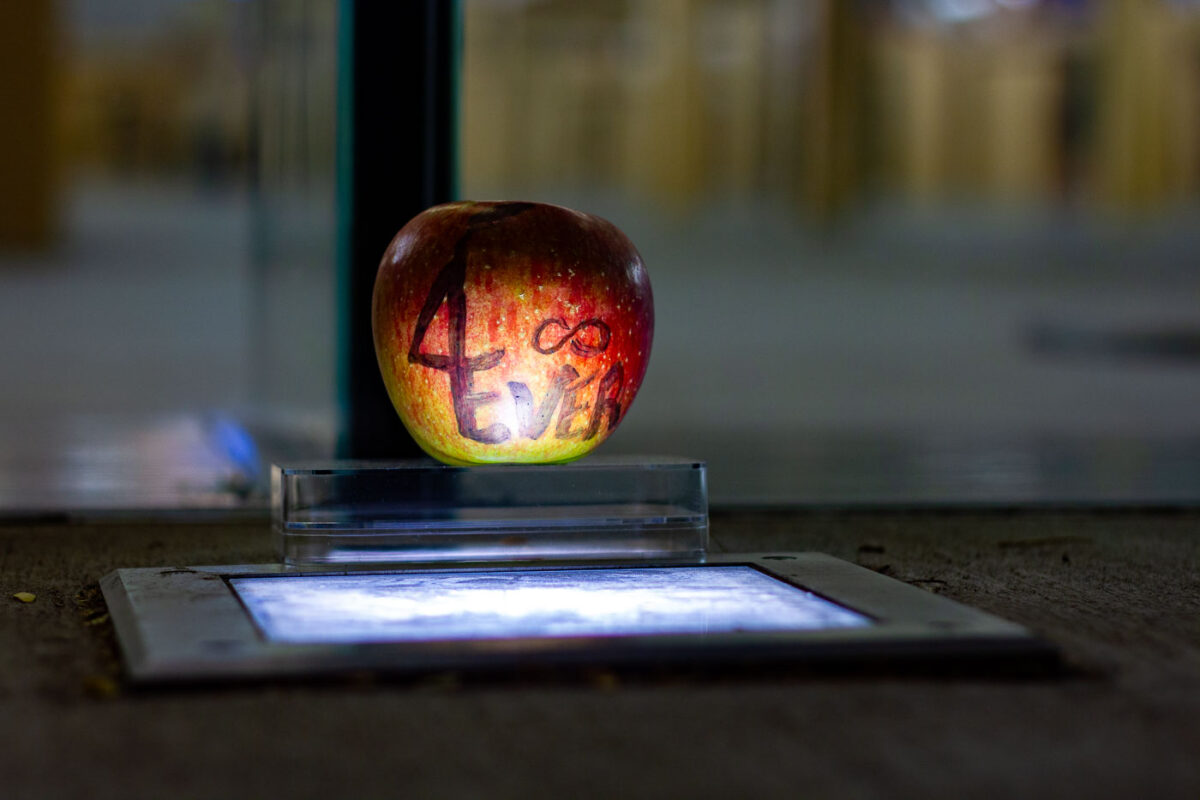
372,201,654,465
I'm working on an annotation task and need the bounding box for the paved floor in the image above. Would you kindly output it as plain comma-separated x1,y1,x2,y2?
2,509,1198,799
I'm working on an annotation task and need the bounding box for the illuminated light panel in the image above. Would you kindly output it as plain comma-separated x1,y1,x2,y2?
231,566,871,644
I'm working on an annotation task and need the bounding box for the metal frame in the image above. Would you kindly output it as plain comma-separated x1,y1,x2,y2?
337,0,458,459
102,554,1056,683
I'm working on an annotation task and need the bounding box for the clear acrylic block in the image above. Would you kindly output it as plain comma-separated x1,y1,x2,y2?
272,456,707,565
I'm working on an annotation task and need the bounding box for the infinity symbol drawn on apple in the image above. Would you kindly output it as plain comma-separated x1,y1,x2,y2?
532,318,612,357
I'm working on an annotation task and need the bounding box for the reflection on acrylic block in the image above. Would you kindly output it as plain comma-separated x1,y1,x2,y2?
272,458,708,565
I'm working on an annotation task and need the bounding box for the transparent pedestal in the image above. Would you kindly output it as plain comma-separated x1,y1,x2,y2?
272,456,708,566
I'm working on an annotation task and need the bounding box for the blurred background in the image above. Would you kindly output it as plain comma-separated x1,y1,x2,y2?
2,0,1200,510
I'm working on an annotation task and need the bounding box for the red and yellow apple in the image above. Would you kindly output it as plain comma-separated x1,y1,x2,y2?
372,201,654,465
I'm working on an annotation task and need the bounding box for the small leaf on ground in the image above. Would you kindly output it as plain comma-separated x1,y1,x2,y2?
13,592,36,603
82,675,119,700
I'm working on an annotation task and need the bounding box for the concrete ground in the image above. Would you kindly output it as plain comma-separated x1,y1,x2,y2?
2,509,1198,799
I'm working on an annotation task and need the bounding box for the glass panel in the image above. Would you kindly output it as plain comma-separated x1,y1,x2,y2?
0,0,339,512
2,0,258,417
0,1,268,511
249,0,340,450
462,0,1200,504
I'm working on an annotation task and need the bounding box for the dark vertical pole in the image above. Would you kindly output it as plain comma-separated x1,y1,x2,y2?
337,0,459,458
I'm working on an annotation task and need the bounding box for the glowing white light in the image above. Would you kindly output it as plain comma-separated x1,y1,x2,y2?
232,566,870,644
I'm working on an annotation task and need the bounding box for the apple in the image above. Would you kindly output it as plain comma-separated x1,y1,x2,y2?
372,201,654,465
